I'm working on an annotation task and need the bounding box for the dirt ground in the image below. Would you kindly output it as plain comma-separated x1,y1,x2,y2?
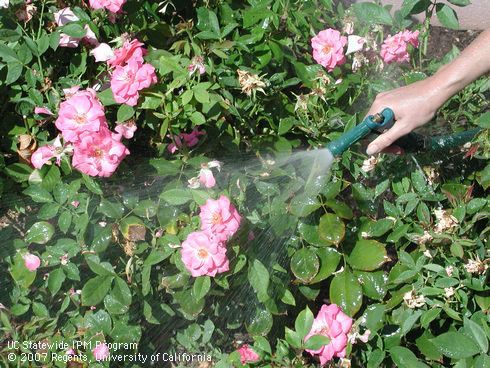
427,26,481,59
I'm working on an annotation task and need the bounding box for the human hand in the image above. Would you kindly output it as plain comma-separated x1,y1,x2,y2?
365,77,447,155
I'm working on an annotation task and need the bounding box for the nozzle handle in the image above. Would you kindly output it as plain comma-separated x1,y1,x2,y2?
326,108,395,156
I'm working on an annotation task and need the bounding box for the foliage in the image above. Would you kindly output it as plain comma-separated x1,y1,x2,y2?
0,0,489,367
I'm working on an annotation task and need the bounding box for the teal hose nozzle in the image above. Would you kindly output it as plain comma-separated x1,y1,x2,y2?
325,107,481,157
326,108,395,156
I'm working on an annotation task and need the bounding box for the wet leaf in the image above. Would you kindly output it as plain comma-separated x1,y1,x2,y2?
318,213,345,245
290,248,319,283
329,270,363,316
349,239,387,271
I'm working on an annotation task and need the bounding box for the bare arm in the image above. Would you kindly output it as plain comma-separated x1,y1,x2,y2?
366,28,490,156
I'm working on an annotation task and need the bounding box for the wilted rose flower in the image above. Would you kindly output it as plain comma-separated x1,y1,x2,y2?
168,128,205,153
71,126,129,177
181,231,229,277
199,195,241,242
237,69,267,96
445,265,454,277
346,35,365,55
403,290,425,309
415,230,433,245
188,56,206,75
434,208,458,233
188,160,222,189
464,256,488,275
311,28,347,72
444,287,455,298
361,156,378,172
16,1,36,23
237,345,260,364
55,88,107,142
380,30,419,64
24,253,41,271
92,342,109,361
305,304,353,365
31,135,73,169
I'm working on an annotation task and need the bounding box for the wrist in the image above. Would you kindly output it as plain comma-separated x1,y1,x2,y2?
425,68,463,108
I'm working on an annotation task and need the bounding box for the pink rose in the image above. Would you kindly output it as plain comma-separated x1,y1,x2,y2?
237,345,260,365
181,231,229,277
54,8,99,48
380,30,419,64
90,43,115,62
107,39,146,68
311,28,347,72
188,56,206,76
55,88,107,143
72,126,129,177
199,195,241,242
63,86,80,98
305,304,353,365
89,0,126,13
24,253,41,271
188,161,221,189
114,120,137,139
110,59,157,106
92,342,109,361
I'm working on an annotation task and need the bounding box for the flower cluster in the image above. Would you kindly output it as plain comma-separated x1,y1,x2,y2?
31,88,130,177
104,39,158,106
181,195,241,277
89,0,126,13
311,27,419,72
305,304,353,365
380,30,420,64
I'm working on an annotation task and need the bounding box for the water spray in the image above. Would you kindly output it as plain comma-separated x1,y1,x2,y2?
324,107,481,157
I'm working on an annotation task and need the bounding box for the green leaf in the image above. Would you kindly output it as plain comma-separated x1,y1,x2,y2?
318,213,345,245
390,346,430,368
116,104,135,122
10,254,37,289
81,275,113,306
431,331,480,359
6,62,23,85
61,23,86,38
58,210,72,234
189,111,206,125
348,239,387,271
464,317,489,353
304,335,330,350
295,306,314,339
311,248,341,283
159,188,193,205
436,4,459,29
98,198,125,218
23,185,52,203
193,87,210,104
248,259,270,302
278,117,296,135
285,327,302,349
477,112,490,129
48,268,66,295
82,174,103,195
352,3,393,25
247,308,273,336
0,43,20,62
329,270,363,316
193,276,211,300
448,0,471,6
25,221,55,244
290,247,319,283
355,271,388,301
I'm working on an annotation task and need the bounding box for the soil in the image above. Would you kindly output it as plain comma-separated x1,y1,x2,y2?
426,26,481,60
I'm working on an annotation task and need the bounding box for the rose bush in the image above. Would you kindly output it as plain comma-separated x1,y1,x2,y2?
0,0,489,367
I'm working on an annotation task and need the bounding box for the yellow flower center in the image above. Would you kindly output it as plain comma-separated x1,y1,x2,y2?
75,114,86,124
211,212,222,225
323,44,332,54
197,248,209,259
93,148,103,158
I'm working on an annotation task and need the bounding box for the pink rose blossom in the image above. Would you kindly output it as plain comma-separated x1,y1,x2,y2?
89,0,126,13
83,25,98,46
114,120,137,139
90,43,115,62
55,88,107,143
305,304,353,365
107,39,146,68
199,195,241,242
311,28,347,72
54,8,99,48
34,107,53,115
181,231,229,277
72,126,129,177
188,160,221,189
92,342,109,361
110,59,157,106
31,136,72,169
380,30,419,64
237,345,260,365
71,200,80,208
167,128,206,154
24,253,41,271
